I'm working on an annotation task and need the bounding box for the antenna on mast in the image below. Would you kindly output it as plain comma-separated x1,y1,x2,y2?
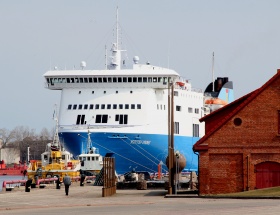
105,45,107,70
212,52,215,92
116,6,119,50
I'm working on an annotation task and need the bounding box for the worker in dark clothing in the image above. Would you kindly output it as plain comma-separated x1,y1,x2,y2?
63,174,71,196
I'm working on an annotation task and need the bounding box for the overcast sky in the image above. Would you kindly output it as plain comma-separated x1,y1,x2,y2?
1,0,280,132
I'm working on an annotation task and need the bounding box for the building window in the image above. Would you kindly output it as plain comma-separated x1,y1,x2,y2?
73,104,77,110
116,91,118,94
119,104,123,109
92,91,94,94
89,104,94,109
125,104,129,109
104,91,106,94
188,107,193,113
193,124,199,137
95,104,100,109
107,104,111,109
113,104,117,109
137,104,141,109
101,104,105,109
79,91,81,94
131,104,135,109
68,104,72,110
78,104,83,110
84,104,88,110
234,117,242,126
174,91,178,96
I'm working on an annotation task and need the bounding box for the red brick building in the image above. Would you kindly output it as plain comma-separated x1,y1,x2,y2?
193,69,280,195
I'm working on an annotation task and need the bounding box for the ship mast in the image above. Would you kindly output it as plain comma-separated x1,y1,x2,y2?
212,52,215,92
52,105,61,151
109,6,126,70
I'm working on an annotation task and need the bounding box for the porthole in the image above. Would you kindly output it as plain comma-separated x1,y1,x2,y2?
234,117,242,126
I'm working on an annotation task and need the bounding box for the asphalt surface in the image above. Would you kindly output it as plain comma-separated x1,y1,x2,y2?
1,182,280,215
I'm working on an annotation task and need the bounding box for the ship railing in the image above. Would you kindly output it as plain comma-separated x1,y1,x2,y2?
59,124,143,130
45,82,172,90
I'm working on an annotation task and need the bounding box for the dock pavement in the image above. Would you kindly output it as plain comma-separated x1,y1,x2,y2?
1,181,280,215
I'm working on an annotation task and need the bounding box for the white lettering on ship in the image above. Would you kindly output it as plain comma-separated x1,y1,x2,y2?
130,140,151,145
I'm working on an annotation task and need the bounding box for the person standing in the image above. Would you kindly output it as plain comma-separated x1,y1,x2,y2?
63,174,71,196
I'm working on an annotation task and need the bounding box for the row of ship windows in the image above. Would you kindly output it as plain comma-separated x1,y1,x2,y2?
47,76,171,84
68,103,199,114
76,114,128,125
68,104,141,110
175,106,200,114
76,114,200,137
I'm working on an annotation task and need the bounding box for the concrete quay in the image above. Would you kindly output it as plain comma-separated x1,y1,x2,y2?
1,182,280,215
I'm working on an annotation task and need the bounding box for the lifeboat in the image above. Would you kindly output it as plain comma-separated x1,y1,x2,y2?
176,81,185,87
205,98,228,105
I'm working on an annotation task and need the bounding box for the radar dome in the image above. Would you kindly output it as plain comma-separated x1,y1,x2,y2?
80,61,86,69
133,56,139,64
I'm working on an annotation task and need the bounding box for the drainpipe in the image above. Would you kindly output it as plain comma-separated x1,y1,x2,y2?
247,155,250,191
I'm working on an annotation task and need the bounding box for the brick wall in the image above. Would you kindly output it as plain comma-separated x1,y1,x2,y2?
197,73,280,195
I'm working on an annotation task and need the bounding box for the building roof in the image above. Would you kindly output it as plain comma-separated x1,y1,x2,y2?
193,69,280,152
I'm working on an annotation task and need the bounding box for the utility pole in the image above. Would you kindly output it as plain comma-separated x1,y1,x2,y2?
168,81,175,194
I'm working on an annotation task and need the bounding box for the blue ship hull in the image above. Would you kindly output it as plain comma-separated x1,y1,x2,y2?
59,132,199,174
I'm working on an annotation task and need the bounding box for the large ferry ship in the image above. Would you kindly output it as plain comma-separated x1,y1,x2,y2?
43,10,234,174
